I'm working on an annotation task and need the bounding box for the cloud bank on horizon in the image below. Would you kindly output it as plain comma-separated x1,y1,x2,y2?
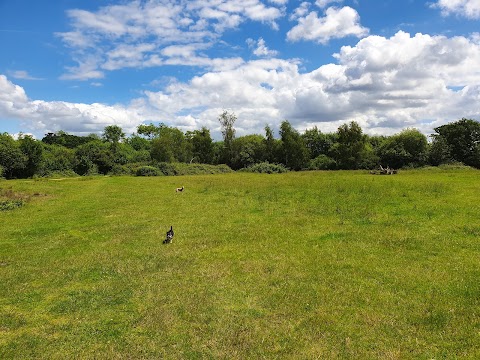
1,0,480,139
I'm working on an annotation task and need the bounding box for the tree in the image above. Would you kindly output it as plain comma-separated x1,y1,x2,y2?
279,121,309,170
74,140,113,175
126,134,151,151
263,125,280,163
137,123,162,140
0,133,26,179
433,118,480,168
377,129,428,169
302,126,336,159
428,135,452,166
42,131,98,148
231,134,266,169
218,110,237,165
150,125,189,163
39,144,75,175
332,121,367,169
102,125,125,154
187,127,214,164
18,135,43,177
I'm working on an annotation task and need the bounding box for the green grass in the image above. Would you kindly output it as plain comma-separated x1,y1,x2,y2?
1,169,479,359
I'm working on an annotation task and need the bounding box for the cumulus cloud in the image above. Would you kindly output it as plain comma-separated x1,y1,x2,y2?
138,31,480,136
0,75,143,136
287,6,369,44
56,0,285,80
3,31,480,138
432,0,480,19
316,0,343,9
246,38,279,57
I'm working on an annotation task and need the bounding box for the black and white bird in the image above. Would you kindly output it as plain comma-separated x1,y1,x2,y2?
163,226,174,244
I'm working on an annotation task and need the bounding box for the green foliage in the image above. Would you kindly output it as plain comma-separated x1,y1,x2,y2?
240,161,288,173
428,135,452,166
74,141,113,175
42,131,98,149
135,165,161,176
155,162,232,176
38,144,75,176
102,125,125,145
137,123,161,139
279,120,309,170
377,128,428,169
126,134,151,151
231,134,266,170
0,188,28,210
150,126,190,163
0,133,27,179
302,126,336,159
3,118,480,178
332,121,368,169
218,110,237,165
17,135,44,178
433,118,480,168
0,199,24,210
186,127,214,164
263,125,280,163
308,154,337,170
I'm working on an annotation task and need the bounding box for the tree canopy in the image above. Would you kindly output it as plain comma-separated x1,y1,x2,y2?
1,116,478,179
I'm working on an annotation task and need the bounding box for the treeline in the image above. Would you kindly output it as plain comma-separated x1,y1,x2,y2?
1,113,479,179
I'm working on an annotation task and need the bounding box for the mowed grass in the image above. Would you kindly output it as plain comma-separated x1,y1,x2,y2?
0,169,479,359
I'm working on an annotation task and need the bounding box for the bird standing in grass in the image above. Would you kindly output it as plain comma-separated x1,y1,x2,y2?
163,226,174,244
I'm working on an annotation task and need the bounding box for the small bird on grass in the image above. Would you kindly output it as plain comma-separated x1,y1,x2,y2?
163,226,174,244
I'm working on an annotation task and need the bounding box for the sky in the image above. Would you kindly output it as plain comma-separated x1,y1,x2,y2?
1,0,480,140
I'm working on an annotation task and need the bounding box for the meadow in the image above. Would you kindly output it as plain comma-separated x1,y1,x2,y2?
0,168,479,359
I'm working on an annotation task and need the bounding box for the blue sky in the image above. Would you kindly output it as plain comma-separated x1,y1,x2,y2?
1,0,480,139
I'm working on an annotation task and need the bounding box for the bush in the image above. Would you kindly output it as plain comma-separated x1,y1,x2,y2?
156,162,178,176
0,199,24,211
109,162,149,176
240,162,288,174
308,155,337,170
153,162,233,176
136,166,161,177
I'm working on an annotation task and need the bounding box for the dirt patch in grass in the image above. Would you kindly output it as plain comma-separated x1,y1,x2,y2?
0,187,46,211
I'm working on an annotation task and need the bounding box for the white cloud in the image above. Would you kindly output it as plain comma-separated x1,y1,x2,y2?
287,6,369,44
247,38,279,57
138,31,480,136
432,0,480,19
315,0,343,9
56,0,286,80
9,70,44,81
3,31,480,138
289,2,311,21
0,75,143,136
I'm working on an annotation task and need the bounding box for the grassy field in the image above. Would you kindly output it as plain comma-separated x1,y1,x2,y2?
1,168,479,359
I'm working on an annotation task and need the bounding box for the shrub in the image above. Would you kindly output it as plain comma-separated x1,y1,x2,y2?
309,155,337,170
153,162,233,176
136,166,161,177
240,162,288,174
0,199,24,211
109,162,149,176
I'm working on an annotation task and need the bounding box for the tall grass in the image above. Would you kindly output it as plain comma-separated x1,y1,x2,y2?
0,169,479,359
